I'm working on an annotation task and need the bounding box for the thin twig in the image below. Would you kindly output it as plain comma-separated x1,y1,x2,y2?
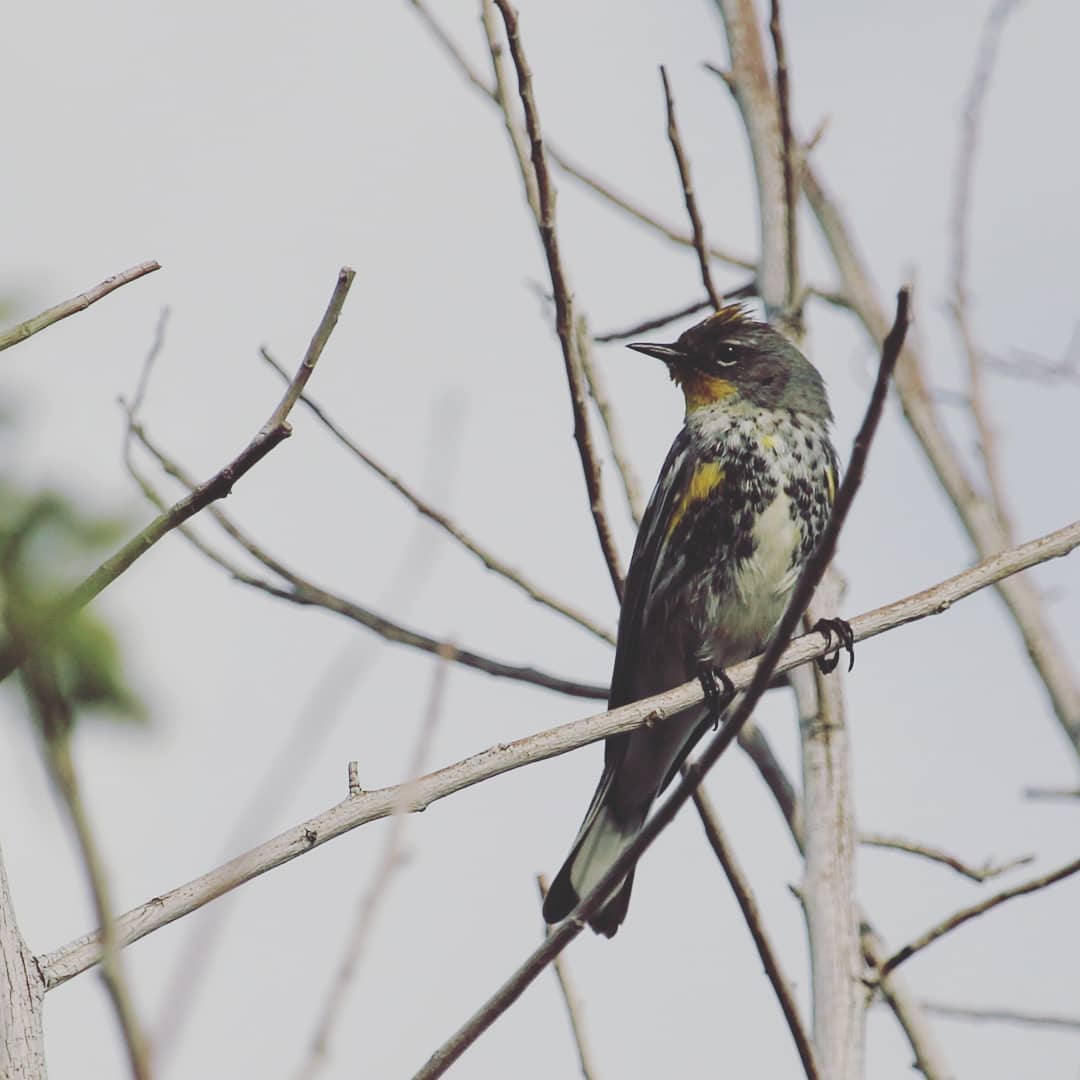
409,0,851,307
689,777,821,1080
258,347,615,644
949,0,1024,534
593,299,712,343
574,314,646,525
659,66,722,311
918,1000,1080,1032
1023,786,1080,801
297,654,451,1078
0,267,355,685
480,0,539,217
860,925,954,1080
768,0,799,316
488,0,625,600
18,657,151,1080
876,854,1080,979
535,876,600,1080
0,261,160,354
860,833,1033,883
410,291,910,1080
125,414,608,699
35,512,1080,992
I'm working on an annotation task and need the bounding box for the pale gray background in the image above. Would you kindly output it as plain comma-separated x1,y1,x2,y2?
2,2,1078,1078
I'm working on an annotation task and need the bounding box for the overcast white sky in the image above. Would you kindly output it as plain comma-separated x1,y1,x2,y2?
2,2,1079,1078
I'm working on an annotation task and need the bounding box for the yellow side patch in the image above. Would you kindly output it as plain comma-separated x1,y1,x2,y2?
666,461,725,539
675,371,738,413
761,434,778,451
825,464,836,503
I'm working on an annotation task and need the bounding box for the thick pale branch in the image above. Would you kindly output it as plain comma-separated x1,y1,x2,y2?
0,261,160,354
713,0,788,316
34,514,1079,991
0,844,46,1079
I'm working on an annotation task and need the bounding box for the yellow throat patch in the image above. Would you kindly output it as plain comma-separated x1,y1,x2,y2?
673,369,738,413
666,460,725,540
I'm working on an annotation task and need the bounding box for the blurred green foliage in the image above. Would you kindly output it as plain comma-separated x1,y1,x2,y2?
0,476,145,725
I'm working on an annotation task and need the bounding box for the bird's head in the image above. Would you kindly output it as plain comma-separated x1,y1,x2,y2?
628,304,831,422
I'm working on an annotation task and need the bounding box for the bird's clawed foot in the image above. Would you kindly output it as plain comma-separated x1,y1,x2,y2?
813,617,855,674
697,663,736,729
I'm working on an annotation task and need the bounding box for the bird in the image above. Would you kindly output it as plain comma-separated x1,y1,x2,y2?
542,303,840,937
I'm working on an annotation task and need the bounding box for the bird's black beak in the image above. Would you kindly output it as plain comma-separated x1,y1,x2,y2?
626,341,685,364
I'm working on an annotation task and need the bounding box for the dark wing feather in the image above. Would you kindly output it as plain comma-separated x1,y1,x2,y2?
603,428,695,767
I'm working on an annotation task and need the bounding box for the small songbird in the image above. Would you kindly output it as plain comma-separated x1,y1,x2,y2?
542,304,839,936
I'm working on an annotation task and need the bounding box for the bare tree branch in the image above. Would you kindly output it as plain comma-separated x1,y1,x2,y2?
0,267,355,686
18,656,151,1080
949,0,1025,533
0,843,46,1080
297,654,451,1078
535,875,600,1080
487,0,626,600
659,66,722,311
1023,786,1080,801
802,161,1080,760
408,0,852,307
768,0,799,314
593,298,712,343
689,776,821,1080
258,347,615,644
860,833,1033,883
860,924,954,1080
794,577,862,1079
712,0,789,316
574,314,647,525
33,511,1078,993
876,854,1080,979
0,261,160,354
918,1000,1080,1033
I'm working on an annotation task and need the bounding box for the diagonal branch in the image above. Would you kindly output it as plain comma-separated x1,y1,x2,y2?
0,267,355,685
659,66,722,311
876,854,1080,979
488,0,625,600
124,417,608,700
30,512,1078,993
258,348,615,644
860,833,1033,883
690,777,821,1080
949,0,1025,532
0,260,160,354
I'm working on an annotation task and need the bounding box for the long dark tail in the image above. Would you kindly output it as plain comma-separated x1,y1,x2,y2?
542,767,646,938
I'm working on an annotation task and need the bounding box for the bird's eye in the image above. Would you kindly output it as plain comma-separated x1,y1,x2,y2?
716,344,737,367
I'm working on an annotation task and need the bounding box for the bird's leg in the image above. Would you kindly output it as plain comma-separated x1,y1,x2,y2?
697,662,736,729
812,617,855,674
